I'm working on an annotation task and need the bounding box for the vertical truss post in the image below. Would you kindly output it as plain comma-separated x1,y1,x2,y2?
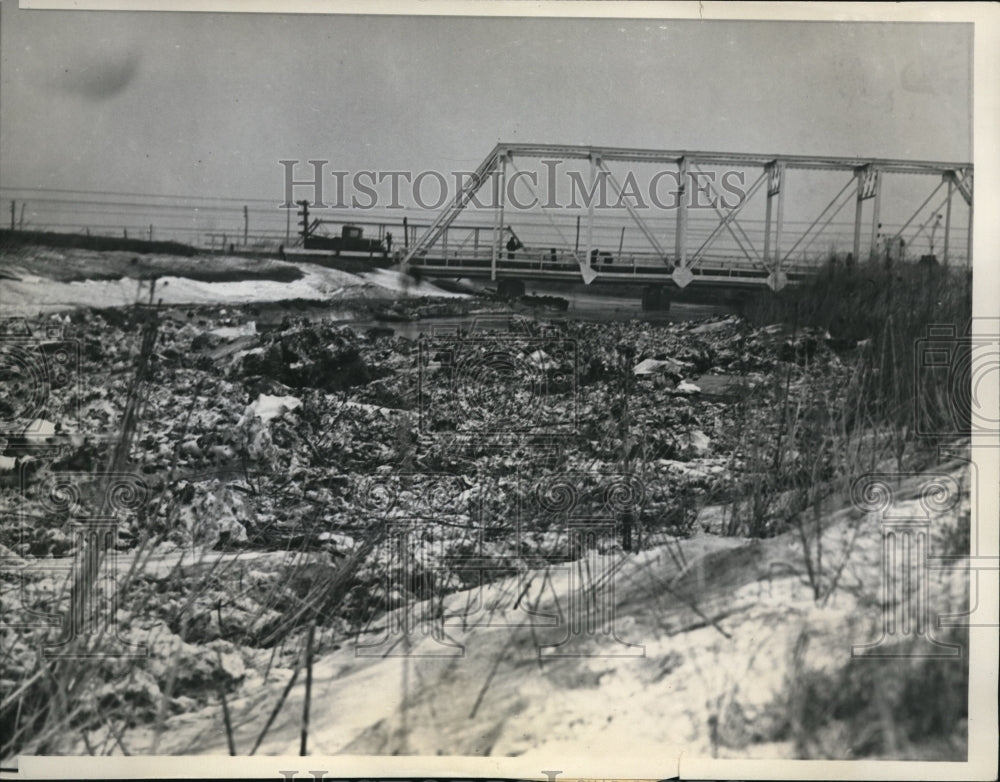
674,157,688,267
853,165,878,262
763,169,774,267
951,168,973,268
868,168,882,261
853,169,864,262
585,153,598,272
967,184,973,269
763,161,784,272
762,162,787,291
672,156,691,287
774,163,785,273
491,151,507,282
943,174,954,266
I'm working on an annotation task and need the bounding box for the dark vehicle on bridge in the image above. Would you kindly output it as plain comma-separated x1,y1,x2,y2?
288,201,397,270
303,224,389,257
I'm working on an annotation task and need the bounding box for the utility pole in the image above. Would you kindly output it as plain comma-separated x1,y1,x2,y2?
930,214,942,256
297,201,311,243
243,205,249,246
9,200,15,231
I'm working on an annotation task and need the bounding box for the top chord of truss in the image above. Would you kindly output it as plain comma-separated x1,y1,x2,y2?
494,142,971,176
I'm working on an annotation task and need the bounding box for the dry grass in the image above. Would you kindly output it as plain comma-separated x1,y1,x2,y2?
1,258,974,761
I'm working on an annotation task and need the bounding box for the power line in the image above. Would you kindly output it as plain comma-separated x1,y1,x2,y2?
17,199,251,214
1,185,281,205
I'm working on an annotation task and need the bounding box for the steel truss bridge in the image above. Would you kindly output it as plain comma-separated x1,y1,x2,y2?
399,143,973,300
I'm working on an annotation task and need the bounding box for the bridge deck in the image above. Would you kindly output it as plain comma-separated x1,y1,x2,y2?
408,248,820,287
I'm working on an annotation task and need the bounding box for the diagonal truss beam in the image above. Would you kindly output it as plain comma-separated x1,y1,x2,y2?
507,157,597,283
689,169,767,266
688,162,762,267
781,174,857,263
508,159,578,254
891,179,947,244
597,158,668,263
907,191,953,249
798,186,855,260
951,168,973,206
401,144,502,265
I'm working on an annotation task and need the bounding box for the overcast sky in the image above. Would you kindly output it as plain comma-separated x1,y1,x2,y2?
1,6,972,205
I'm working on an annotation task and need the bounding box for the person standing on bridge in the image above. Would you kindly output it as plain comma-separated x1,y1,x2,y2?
506,234,522,260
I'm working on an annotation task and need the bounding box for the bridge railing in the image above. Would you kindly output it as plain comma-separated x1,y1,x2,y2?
408,245,829,278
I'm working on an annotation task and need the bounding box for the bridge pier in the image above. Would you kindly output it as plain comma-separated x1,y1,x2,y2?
497,278,525,300
641,285,672,311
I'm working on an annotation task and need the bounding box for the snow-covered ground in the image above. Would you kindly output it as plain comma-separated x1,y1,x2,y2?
358,267,468,298
97,462,969,764
0,256,465,315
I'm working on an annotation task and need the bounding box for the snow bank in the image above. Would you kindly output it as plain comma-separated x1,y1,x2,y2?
359,268,468,298
1,263,467,314
0,266,369,314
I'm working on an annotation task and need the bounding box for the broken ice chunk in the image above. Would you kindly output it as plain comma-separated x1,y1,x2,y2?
247,394,302,422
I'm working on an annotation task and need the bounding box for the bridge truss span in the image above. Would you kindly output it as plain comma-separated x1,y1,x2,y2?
400,143,973,292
